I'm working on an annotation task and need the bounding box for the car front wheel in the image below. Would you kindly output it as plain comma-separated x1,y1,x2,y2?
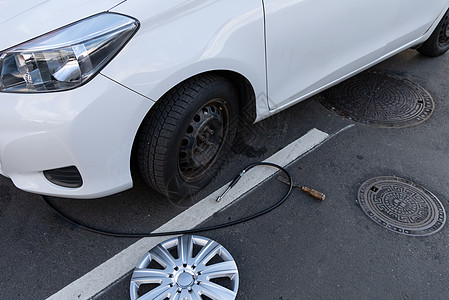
137,74,239,199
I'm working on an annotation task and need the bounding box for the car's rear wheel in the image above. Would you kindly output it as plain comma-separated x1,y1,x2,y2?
137,74,239,199
418,9,449,57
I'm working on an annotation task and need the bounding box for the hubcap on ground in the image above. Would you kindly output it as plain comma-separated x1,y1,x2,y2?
130,235,239,300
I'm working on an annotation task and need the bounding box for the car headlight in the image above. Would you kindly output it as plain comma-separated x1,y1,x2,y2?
0,12,139,93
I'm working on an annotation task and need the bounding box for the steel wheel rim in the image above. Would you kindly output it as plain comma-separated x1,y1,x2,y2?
438,13,449,47
178,99,230,182
130,235,239,300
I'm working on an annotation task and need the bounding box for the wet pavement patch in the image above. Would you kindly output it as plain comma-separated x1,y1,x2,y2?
319,72,434,128
357,176,446,236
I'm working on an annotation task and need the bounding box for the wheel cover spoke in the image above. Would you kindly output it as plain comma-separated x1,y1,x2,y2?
177,235,194,266
149,245,178,271
198,281,237,300
196,261,238,280
192,240,221,268
131,269,172,286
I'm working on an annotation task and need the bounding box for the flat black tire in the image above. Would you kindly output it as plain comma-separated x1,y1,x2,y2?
418,9,449,57
137,74,239,199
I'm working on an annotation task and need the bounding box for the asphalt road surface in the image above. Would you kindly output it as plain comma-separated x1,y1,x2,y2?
1,49,449,300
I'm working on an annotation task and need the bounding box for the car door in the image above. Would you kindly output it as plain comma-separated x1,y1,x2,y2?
386,0,449,51
263,0,401,110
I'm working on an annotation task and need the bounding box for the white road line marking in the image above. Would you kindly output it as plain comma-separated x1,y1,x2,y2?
47,128,330,300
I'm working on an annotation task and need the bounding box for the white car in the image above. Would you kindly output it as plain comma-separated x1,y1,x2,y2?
1,0,448,199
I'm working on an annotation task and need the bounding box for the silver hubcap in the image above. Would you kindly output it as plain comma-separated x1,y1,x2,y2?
130,235,239,300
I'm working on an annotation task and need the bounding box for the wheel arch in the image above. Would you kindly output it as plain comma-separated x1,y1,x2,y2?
215,70,257,125
138,69,257,134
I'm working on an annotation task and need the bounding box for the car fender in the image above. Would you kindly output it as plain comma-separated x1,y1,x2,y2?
103,0,269,121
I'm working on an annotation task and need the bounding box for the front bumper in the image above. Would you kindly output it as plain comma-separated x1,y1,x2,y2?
0,74,154,199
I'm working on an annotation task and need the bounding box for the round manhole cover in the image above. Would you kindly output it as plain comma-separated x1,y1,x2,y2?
358,177,446,236
319,72,434,128
130,235,239,300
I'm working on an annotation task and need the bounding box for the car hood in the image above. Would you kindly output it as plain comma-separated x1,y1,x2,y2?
0,0,126,51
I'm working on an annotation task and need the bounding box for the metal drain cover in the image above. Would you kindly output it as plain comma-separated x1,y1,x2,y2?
130,235,239,300
358,177,446,236
319,72,434,128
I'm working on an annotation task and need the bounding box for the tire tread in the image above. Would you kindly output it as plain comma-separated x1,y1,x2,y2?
137,74,229,196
